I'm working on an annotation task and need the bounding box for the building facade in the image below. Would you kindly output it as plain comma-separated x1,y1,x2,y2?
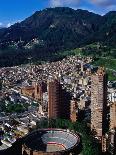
108,102,116,154
70,99,78,122
110,102,116,130
48,78,70,119
48,78,62,119
21,81,47,102
91,67,108,139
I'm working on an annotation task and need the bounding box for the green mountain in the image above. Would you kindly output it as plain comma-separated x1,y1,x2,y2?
0,7,115,67
0,7,102,47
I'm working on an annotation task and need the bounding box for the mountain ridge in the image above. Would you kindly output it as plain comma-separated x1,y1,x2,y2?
0,7,115,67
0,7,103,42
0,7,115,45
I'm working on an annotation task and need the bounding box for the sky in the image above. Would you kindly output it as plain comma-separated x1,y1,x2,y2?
0,0,116,27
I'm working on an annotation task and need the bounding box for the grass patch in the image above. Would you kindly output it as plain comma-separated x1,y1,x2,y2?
92,58,116,81
92,58,116,70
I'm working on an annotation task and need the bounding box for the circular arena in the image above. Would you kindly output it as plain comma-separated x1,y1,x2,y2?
22,129,80,155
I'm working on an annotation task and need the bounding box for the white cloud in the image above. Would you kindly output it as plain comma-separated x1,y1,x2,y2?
0,22,3,26
50,0,61,7
90,0,116,7
48,0,116,15
103,5,116,14
7,23,12,27
50,0,80,7
6,20,21,28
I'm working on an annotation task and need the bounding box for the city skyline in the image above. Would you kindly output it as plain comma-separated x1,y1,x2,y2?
0,0,116,27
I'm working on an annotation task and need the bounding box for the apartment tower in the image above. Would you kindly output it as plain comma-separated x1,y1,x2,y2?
48,77,70,120
48,78,62,119
91,67,108,139
109,102,116,154
110,102,116,130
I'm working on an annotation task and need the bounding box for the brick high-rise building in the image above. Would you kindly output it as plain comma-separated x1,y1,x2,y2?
48,78,70,119
48,78,62,119
108,102,116,155
110,102,116,130
70,99,78,122
91,67,108,139
100,102,116,154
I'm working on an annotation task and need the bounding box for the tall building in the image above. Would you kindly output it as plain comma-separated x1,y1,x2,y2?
110,102,116,130
70,99,78,122
91,67,108,139
48,78,62,119
108,102,116,155
100,102,116,154
48,78,70,119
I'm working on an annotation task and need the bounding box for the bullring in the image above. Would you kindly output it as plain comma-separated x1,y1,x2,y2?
22,128,80,155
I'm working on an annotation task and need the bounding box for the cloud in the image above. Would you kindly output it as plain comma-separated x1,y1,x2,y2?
7,23,12,27
6,20,21,28
50,0,61,7
50,0,116,8
90,0,116,7
0,22,3,26
50,0,80,7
